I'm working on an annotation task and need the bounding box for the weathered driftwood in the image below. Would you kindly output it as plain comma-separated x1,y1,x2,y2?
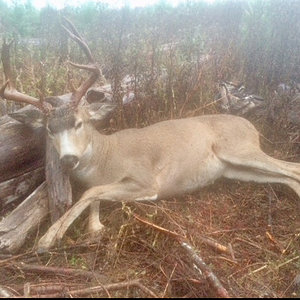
0,21,108,253
0,94,113,252
0,106,45,214
0,104,72,253
0,106,45,183
0,182,48,253
46,135,72,223
0,167,44,212
0,140,72,253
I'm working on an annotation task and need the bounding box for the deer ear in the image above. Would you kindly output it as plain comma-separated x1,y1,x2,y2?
86,89,106,103
9,106,45,128
88,103,116,122
86,86,113,104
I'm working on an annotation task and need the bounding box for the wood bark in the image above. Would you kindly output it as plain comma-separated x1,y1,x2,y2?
0,167,44,213
0,109,45,183
46,135,72,223
0,105,72,253
0,108,45,212
0,182,48,253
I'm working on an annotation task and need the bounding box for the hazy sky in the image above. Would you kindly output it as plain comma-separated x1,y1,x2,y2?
4,0,216,10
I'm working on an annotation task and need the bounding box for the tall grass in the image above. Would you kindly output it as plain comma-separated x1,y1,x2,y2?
0,0,299,125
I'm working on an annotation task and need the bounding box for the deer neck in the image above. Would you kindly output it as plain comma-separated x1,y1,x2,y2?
70,126,111,187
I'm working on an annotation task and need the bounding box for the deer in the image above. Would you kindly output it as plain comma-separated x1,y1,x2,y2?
1,20,300,253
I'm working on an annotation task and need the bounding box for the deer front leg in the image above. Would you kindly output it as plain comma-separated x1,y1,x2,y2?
37,196,96,252
37,179,158,252
88,200,105,234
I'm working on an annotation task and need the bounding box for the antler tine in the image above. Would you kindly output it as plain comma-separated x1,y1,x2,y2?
1,39,51,114
62,17,101,107
61,24,94,64
62,17,83,41
2,38,16,89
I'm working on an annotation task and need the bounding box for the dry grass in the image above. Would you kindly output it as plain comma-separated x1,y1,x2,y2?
0,2,299,296
1,52,299,298
1,62,299,297
1,159,300,297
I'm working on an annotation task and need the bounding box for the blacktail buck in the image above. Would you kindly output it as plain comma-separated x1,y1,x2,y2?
1,19,300,252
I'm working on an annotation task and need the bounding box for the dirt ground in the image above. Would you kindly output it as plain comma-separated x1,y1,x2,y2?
1,175,300,298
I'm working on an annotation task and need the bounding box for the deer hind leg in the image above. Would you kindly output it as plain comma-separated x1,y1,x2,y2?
218,148,300,198
37,179,159,252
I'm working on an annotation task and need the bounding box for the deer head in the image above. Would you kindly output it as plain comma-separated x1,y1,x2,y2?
1,18,115,170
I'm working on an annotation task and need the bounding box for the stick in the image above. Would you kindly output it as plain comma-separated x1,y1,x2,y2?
199,236,231,255
10,262,106,281
180,241,230,298
22,279,158,298
265,231,285,254
133,214,230,298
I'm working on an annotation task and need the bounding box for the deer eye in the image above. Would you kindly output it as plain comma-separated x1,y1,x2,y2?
75,121,83,130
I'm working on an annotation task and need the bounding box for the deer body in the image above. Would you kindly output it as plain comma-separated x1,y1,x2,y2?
34,110,300,251
71,114,251,199
1,18,299,252
55,113,300,203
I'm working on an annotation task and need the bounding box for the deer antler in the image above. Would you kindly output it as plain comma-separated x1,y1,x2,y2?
62,17,102,108
0,39,52,114
1,19,101,113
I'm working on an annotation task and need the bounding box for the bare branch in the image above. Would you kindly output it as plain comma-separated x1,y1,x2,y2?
22,279,158,298
133,213,230,298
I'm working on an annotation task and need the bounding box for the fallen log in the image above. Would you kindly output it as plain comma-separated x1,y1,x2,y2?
45,135,72,223
0,167,44,213
0,109,72,252
0,107,46,215
0,102,72,215
0,21,113,253
0,106,45,184
0,182,48,253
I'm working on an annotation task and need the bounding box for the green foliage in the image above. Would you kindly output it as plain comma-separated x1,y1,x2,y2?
0,0,39,38
239,0,300,88
69,254,88,269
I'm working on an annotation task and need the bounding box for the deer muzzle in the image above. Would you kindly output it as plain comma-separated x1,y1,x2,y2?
61,154,79,170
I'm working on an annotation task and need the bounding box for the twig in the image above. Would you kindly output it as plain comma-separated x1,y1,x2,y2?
133,214,230,298
0,251,33,267
265,231,285,254
22,279,158,298
0,286,14,297
184,96,225,117
180,70,203,117
180,241,230,298
9,262,106,281
228,243,236,261
162,263,177,297
214,255,238,265
247,264,268,277
134,281,159,298
23,283,30,298
21,282,85,296
283,233,300,254
199,236,231,255
235,237,278,257
277,255,300,269
133,213,184,239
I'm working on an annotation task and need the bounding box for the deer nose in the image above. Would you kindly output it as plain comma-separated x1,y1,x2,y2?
61,155,79,170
